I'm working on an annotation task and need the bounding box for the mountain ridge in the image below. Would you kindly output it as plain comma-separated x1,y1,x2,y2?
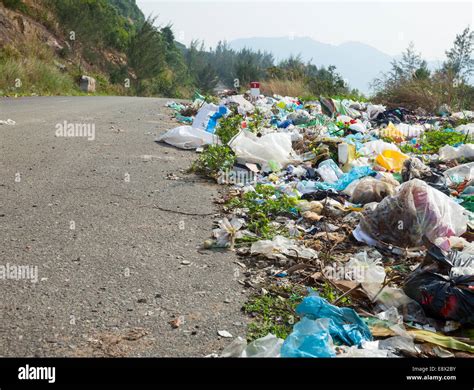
229,36,396,94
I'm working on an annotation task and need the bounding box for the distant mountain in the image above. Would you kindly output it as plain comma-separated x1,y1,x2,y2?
229,37,395,94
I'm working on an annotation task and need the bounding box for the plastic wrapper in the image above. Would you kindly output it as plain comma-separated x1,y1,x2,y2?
403,246,474,324
356,179,468,250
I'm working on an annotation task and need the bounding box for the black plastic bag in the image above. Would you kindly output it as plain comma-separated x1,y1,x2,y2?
403,246,474,325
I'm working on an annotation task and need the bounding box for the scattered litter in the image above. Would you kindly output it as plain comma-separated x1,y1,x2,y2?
158,89,474,358
217,330,233,338
221,334,283,357
250,235,318,260
0,119,16,125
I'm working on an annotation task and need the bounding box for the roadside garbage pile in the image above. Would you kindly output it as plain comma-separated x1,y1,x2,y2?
158,91,474,358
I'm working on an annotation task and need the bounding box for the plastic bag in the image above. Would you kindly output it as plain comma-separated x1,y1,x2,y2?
443,162,474,185
455,123,474,135
221,334,283,357
228,130,297,171
287,110,311,125
156,126,218,149
250,235,318,260
366,104,386,120
316,159,344,183
395,123,425,138
295,294,372,347
439,144,474,161
192,103,219,131
221,95,254,115
402,158,450,195
281,317,336,358
358,140,399,157
350,176,397,204
338,340,391,357
356,179,468,250
314,166,375,191
345,251,386,285
380,122,405,142
403,246,474,324
375,150,409,172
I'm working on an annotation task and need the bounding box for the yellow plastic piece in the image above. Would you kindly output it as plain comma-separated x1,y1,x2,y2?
375,150,409,172
380,122,405,143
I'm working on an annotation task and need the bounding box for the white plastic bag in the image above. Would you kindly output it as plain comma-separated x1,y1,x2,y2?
439,144,474,161
220,334,284,357
395,123,425,138
443,162,474,185
229,130,298,170
156,126,219,149
192,103,219,131
345,251,386,285
250,235,318,260
358,140,399,157
455,123,474,135
221,95,254,115
366,104,386,120
316,159,343,183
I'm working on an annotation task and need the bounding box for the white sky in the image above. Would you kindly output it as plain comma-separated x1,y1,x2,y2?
137,0,473,60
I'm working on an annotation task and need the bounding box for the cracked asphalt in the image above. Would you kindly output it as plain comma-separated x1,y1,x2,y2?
0,96,248,357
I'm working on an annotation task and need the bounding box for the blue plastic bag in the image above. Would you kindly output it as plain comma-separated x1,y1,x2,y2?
314,166,374,191
207,106,229,133
296,294,372,346
281,294,372,358
281,317,335,358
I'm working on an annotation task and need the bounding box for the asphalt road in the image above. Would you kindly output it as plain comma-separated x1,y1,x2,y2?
0,96,248,357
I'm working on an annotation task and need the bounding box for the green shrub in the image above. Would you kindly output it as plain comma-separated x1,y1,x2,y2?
191,144,236,178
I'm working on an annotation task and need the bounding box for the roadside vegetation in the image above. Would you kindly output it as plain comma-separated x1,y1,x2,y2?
372,28,474,111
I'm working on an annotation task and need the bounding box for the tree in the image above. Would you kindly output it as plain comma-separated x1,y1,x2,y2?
443,26,474,80
185,40,218,94
127,17,166,94
390,42,425,82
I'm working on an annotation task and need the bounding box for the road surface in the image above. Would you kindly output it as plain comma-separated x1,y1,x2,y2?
0,96,248,357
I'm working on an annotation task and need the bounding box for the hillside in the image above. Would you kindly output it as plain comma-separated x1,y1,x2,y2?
0,0,146,96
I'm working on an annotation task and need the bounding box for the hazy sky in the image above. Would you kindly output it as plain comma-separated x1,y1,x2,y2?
136,0,473,60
